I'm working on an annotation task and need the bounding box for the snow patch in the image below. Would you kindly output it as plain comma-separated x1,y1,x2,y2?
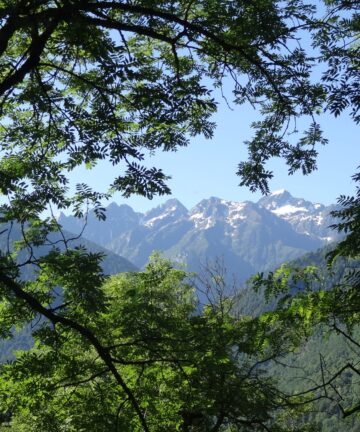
190,212,204,221
320,236,333,242
271,189,286,196
190,200,248,229
298,215,313,221
189,212,215,230
272,205,309,216
144,206,180,227
144,213,168,227
316,215,324,226
222,200,247,226
228,213,246,221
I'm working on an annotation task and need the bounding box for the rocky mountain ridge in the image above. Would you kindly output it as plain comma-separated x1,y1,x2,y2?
59,191,341,283
257,189,338,242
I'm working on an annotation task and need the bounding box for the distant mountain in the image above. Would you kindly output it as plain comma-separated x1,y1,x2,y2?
0,222,137,278
61,233,138,275
257,189,341,243
59,191,339,283
58,203,142,248
0,223,137,361
143,199,189,229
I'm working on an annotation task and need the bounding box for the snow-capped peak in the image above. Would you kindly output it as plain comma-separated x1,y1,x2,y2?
189,198,250,230
143,199,188,227
259,190,320,213
271,188,286,196
256,190,339,242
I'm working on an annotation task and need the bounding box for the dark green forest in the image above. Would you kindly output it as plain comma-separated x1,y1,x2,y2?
238,247,360,432
0,0,359,430
2,245,360,431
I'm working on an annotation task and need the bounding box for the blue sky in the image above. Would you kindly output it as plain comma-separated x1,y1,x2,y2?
71,89,359,213
61,12,360,215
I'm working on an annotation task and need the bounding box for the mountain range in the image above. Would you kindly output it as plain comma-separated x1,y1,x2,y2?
59,190,342,283
0,222,137,279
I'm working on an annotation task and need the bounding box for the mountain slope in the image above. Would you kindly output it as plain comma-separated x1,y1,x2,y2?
0,223,137,362
257,189,340,242
0,221,137,279
236,245,360,432
59,192,335,283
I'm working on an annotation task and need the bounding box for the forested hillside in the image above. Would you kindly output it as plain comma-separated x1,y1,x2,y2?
2,239,360,431
0,222,137,362
236,246,360,431
0,0,358,430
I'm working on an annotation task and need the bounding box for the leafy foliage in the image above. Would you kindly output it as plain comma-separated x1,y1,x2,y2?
249,171,360,422
0,0,359,429
0,0,356,225
0,255,314,431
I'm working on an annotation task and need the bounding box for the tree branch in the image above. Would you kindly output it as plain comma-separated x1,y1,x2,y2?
0,20,58,97
0,271,149,432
